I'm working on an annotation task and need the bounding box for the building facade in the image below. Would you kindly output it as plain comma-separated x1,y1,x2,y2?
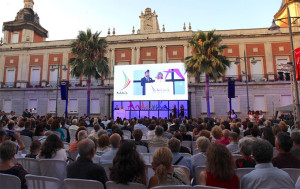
0,0,300,119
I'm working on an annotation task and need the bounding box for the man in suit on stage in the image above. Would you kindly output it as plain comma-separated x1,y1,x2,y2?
141,70,154,95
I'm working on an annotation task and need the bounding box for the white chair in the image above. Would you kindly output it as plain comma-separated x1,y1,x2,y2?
296,176,300,189
63,142,70,151
282,168,300,183
137,145,148,153
152,186,192,189
192,141,197,153
149,146,159,153
69,129,77,143
0,173,21,189
142,135,148,140
92,155,101,164
99,163,113,179
68,151,79,162
182,141,192,149
232,154,243,160
123,130,132,139
15,158,40,175
106,181,147,189
194,166,206,185
20,135,32,154
140,153,153,165
123,135,130,139
64,178,104,189
146,164,155,185
180,153,192,158
26,174,61,189
33,136,45,141
236,168,254,179
173,165,190,184
39,159,67,188
193,185,225,189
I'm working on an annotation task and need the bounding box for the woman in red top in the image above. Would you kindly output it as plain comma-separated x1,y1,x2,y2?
200,143,239,189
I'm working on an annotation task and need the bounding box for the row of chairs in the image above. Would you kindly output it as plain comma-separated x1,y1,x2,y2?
0,173,229,189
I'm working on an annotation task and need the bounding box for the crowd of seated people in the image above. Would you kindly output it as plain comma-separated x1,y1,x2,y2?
0,109,299,189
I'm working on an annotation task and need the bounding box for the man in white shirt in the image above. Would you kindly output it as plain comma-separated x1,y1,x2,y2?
69,119,79,131
241,139,295,189
100,133,121,164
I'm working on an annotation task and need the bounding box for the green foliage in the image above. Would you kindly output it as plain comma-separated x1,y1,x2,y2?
69,28,109,80
185,30,230,80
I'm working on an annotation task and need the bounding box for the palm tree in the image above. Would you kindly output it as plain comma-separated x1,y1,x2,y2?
185,30,230,118
69,29,109,116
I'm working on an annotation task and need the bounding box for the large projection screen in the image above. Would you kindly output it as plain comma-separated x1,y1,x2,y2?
114,63,188,101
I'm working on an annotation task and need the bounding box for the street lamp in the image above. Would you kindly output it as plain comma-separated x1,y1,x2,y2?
235,50,257,112
268,6,300,124
50,59,68,117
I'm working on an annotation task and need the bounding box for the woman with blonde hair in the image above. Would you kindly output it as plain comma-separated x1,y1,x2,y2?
148,147,189,188
200,143,239,189
211,126,222,142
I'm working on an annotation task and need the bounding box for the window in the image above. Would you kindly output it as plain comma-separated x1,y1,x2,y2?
253,48,258,52
10,59,14,63
69,99,78,113
30,68,41,84
121,53,126,58
49,68,58,82
251,60,263,81
201,96,214,113
276,59,289,73
281,95,292,106
279,46,284,51
254,95,265,111
6,69,15,85
227,49,233,53
29,99,37,112
3,100,12,113
48,99,56,113
11,33,19,43
35,58,39,62
54,57,58,61
91,99,100,114
146,52,151,56
228,96,239,112
173,51,177,56
225,61,237,77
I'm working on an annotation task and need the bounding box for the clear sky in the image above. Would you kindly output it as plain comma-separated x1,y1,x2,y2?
1,0,282,41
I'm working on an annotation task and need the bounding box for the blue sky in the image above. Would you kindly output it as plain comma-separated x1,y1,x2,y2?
1,0,282,41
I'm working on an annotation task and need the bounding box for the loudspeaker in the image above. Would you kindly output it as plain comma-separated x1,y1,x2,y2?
228,79,235,98
60,81,69,100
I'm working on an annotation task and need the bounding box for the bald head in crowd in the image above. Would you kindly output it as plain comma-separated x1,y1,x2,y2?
77,130,88,141
78,138,95,159
110,133,121,148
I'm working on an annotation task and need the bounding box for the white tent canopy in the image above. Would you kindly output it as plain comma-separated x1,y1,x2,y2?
275,104,294,112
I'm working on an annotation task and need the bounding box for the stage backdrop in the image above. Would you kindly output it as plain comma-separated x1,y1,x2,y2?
114,63,188,101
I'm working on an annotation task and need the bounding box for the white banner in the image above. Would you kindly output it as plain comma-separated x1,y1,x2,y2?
114,63,188,101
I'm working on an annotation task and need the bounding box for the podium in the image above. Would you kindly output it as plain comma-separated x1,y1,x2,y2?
114,110,126,119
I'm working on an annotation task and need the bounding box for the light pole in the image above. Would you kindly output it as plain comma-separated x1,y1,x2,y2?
50,59,67,117
268,6,300,124
235,50,257,113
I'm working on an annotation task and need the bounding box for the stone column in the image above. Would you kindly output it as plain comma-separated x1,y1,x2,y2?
110,48,115,77
16,54,24,87
0,55,5,86
131,47,136,64
62,51,69,80
162,45,167,63
157,46,161,63
21,54,30,88
238,44,247,81
184,44,188,60
264,42,274,74
136,47,140,64
42,53,49,87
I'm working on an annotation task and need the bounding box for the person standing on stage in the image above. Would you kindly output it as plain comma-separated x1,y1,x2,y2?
173,105,177,118
141,70,154,95
180,104,184,118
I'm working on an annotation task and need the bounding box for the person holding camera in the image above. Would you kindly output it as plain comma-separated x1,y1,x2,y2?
0,130,25,152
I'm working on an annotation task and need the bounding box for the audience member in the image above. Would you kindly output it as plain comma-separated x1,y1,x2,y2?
89,123,101,139
215,129,230,145
69,119,79,131
148,147,190,188
173,133,190,154
235,137,255,168
192,136,210,171
226,132,239,154
110,141,146,185
134,119,148,136
262,128,275,147
200,143,239,189
162,123,172,139
25,140,41,159
168,138,192,175
100,133,121,163
147,124,156,140
96,134,111,155
20,122,33,138
179,125,192,141
67,138,108,186
272,125,282,136
149,126,169,147
272,132,300,168
133,129,148,149
37,134,67,161
211,126,222,142
0,140,28,189
241,139,294,189
69,127,88,152
290,131,300,158
50,120,65,142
